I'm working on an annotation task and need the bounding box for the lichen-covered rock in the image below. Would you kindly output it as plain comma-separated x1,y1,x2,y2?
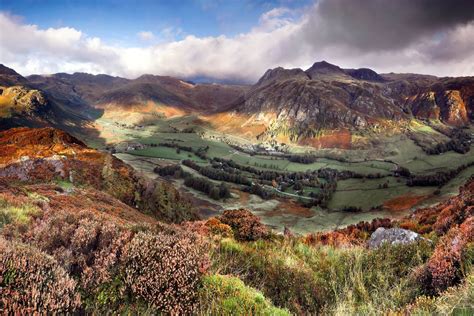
367,227,423,249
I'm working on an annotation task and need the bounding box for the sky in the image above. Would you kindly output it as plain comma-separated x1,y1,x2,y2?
0,0,473,82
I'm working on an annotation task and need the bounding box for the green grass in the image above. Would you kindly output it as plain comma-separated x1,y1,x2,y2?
131,146,207,162
199,274,290,316
212,236,435,315
0,198,40,228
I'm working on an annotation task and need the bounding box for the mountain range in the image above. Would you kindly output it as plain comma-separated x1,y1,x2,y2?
1,61,473,146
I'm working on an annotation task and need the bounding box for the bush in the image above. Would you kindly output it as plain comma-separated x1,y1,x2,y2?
0,237,80,313
199,274,290,315
418,217,474,294
214,238,325,314
220,209,269,241
122,231,208,314
205,217,233,237
22,210,133,295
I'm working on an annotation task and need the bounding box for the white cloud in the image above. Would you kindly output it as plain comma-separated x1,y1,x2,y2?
0,1,473,83
137,31,155,41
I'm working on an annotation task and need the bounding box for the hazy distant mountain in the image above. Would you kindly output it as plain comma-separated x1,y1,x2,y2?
27,72,248,113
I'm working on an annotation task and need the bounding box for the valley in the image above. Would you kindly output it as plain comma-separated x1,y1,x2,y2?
90,108,474,234
1,61,473,235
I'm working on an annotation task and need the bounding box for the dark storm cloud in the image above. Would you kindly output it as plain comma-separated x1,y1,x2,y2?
304,0,474,51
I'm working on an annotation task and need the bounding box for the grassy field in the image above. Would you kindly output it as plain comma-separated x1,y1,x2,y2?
95,113,473,234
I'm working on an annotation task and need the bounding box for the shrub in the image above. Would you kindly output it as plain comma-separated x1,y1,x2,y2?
205,217,233,237
23,210,133,294
0,237,80,313
199,274,290,315
407,273,474,315
122,231,207,314
219,209,269,241
418,217,474,294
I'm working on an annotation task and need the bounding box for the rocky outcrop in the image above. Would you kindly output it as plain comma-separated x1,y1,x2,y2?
367,227,424,249
441,90,468,125
0,86,48,116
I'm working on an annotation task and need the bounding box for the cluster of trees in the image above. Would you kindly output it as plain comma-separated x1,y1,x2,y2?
154,164,187,177
407,162,473,187
243,184,274,200
151,143,209,159
287,155,317,164
183,160,252,186
425,129,471,155
154,164,231,200
340,206,363,212
184,177,231,200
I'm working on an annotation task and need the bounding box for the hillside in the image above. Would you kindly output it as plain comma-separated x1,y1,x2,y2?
226,61,473,143
0,126,472,314
27,71,248,113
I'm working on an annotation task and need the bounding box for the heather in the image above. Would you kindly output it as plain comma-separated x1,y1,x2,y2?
0,177,473,314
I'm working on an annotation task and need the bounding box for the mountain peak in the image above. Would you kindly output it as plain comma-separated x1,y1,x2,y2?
305,61,347,79
345,68,385,82
257,67,309,86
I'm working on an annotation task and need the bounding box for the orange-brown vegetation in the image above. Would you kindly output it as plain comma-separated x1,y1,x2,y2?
298,129,352,149
304,218,393,247
0,127,198,223
219,209,269,241
383,193,430,212
203,112,269,139
416,217,474,294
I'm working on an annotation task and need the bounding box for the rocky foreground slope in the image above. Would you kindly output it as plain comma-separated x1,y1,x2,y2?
0,127,197,223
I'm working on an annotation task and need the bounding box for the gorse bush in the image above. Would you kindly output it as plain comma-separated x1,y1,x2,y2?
122,231,208,314
220,209,269,241
0,237,81,313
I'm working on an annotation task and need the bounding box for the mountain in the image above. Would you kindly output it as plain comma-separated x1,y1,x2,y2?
27,72,248,113
0,64,29,86
227,61,473,142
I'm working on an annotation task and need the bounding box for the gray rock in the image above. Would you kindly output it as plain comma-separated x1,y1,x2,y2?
367,227,423,249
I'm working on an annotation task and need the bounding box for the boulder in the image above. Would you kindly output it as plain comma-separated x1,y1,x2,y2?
367,227,423,249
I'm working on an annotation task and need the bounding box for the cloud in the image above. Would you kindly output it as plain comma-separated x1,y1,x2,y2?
137,31,155,41
0,0,473,82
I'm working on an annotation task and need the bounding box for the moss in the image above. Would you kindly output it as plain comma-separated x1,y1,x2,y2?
199,274,290,316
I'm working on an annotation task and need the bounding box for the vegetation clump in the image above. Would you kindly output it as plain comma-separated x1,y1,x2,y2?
220,209,269,241
0,237,81,313
123,231,208,314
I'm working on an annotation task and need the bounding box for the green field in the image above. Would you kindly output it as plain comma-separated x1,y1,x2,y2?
95,114,473,234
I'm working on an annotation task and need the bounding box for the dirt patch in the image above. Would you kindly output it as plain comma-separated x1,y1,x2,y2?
261,199,314,218
383,194,430,212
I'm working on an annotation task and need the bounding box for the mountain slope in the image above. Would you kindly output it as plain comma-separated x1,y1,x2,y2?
225,61,473,143
28,72,248,113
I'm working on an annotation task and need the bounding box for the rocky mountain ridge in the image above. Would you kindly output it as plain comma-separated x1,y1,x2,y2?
228,61,473,142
